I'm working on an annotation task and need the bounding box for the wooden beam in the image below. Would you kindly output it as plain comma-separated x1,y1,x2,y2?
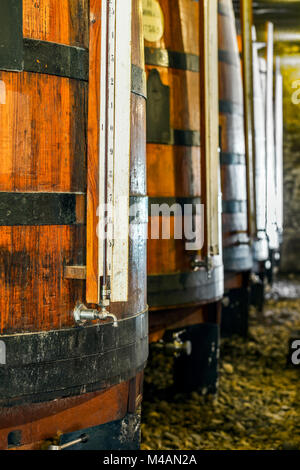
86,0,102,303
64,266,87,280
240,0,257,239
199,0,220,257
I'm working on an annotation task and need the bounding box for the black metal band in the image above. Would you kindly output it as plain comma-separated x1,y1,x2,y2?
172,129,200,147
218,50,240,67
219,99,244,116
220,152,246,165
23,39,88,81
0,0,23,71
148,262,224,308
223,245,253,272
131,64,147,99
0,8,89,81
1,37,145,93
0,309,148,407
0,192,84,226
145,47,244,73
145,47,199,72
222,200,247,214
147,129,200,147
0,193,147,227
148,196,201,216
24,44,145,89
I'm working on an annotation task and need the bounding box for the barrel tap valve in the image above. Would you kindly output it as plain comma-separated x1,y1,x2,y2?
152,331,192,357
191,256,214,279
73,302,118,327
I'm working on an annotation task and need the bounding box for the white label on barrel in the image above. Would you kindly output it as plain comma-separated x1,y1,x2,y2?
142,0,164,42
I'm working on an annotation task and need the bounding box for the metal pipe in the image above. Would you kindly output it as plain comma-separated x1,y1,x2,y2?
49,434,89,450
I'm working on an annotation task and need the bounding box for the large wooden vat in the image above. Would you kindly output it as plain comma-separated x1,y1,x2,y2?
218,0,253,275
0,0,147,450
144,0,223,340
218,0,253,336
143,0,222,394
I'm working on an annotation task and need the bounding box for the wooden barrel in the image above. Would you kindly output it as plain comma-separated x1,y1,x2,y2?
0,0,147,450
218,0,253,274
144,0,223,324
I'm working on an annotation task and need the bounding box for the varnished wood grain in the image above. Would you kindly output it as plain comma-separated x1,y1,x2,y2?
148,216,190,274
23,0,89,48
0,226,85,333
86,0,101,303
144,0,199,55
132,0,145,69
146,0,201,280
0,5,147,323
0,72,87,192
147,144,201,197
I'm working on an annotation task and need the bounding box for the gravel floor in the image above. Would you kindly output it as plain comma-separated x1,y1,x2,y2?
141,278,300,450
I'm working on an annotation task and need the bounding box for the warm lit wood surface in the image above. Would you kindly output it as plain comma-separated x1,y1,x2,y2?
146,0,201,278
23,0,89,47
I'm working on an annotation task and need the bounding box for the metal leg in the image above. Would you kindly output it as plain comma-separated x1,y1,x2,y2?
173,322,220,395
221,286,250,338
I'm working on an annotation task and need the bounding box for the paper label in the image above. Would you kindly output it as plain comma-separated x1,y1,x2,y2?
142,0,164,42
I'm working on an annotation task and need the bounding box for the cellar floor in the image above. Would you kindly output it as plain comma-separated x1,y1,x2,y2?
141,276,300,450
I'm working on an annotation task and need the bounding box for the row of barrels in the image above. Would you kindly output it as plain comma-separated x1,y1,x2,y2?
0,0,282,450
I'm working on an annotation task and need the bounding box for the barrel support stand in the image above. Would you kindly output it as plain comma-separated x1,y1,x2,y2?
250,266,265,313
266,248,281,286
172,301,221,395
54,411,142,451
221,271,250,338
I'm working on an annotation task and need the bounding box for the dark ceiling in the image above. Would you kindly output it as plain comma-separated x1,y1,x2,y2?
232,0,300,41
233,0,300,21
